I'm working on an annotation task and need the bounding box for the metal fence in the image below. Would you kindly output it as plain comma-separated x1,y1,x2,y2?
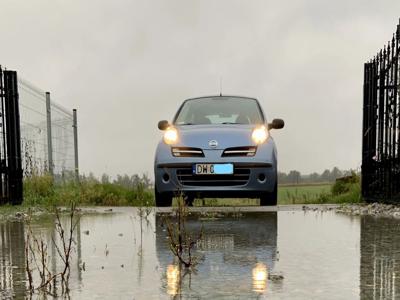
18,78,78,182
362,19,400,202
0,67,23,204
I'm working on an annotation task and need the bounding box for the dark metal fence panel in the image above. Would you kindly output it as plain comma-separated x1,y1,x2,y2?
362,20,400,202
0,67,8,203
0,67,23,205
4,71,23,205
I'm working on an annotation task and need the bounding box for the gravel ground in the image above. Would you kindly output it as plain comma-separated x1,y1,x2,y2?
334,202,400,218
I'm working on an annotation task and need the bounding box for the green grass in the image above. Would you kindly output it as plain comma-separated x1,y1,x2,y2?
319,174,362,204
0,174,362,212
278,184,332,205
20,175,154,208
191,180,361,206
189,184,332,206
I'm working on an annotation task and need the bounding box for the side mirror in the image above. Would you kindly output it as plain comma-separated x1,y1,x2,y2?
158,120,170,131
268,118,285,130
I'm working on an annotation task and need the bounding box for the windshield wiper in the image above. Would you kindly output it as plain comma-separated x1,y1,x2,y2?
221,122,242,124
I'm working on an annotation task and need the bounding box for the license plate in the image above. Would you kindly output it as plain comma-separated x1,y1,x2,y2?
193,163,234,175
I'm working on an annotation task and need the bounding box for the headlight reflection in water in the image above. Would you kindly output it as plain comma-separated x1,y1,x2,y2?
252,262,268,293
166,264,180,296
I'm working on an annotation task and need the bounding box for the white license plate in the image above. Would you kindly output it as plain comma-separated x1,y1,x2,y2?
193,163,234,175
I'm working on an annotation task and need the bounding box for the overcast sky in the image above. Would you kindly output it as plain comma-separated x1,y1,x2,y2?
1,0,400,178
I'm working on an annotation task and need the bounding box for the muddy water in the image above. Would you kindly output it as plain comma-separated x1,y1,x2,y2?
0,207,398,299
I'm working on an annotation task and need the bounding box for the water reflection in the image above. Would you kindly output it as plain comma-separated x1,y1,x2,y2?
4,208,398,298
252,262,268,293
155,212,278,298
360,215,400,299
0,221,26,299
166,264,180,296
0,216,84,298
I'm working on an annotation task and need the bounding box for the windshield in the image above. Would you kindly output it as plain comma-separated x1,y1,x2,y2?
174,97,264,125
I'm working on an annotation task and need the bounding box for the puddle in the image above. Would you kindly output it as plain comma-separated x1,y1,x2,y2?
0,207,397,299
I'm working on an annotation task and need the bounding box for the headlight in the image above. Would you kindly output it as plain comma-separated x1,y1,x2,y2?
164,127,178,144
252,126,269,144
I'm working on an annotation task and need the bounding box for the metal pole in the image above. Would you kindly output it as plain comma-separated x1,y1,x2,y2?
73,109,79,183
46,92,54,176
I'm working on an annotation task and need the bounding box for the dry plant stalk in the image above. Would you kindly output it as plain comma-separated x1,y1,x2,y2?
164,196,203,268
25,202,80,295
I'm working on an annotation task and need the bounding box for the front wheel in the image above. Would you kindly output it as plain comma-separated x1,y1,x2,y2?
260,182,278,206
155,187,172,207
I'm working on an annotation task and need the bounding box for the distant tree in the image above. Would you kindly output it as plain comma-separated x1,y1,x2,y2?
87,172,98,183
321,169,331,182
287,170,301,184
278,171,288,184
309,172,320,183
330,167,342,181
278,167,356,184
101,173,110,184
140,174,151,188
131,174,141,187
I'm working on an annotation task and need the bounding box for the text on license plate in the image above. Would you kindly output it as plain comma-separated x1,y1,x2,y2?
193,163,234,175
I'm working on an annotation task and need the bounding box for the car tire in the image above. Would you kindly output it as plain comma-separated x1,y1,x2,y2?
260,182,278,206
155,187,172,207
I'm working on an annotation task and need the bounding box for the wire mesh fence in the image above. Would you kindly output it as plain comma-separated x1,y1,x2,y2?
18,79,49,176
18,78,78,181
51,102,75,180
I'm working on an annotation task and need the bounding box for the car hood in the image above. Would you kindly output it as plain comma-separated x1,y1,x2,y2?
175,124,258,150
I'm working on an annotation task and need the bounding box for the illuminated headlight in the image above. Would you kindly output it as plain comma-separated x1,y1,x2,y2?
252,126,269,144
164,127,178,145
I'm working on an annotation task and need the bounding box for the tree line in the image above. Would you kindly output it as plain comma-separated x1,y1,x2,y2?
80,173,152,189
278,167,357,185
80,166,357,188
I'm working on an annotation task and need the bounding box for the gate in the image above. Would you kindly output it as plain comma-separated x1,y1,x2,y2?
0,67,23,205
362,20,400,202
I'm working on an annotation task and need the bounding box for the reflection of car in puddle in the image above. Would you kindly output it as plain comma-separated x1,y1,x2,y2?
155,212,277,297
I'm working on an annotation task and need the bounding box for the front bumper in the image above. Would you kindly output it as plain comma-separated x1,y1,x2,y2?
154,144,277,198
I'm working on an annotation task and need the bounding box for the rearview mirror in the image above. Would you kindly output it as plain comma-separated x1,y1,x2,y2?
158,120,170,130
268,118,285,130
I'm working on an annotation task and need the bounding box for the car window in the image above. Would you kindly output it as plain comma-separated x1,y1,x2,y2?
174,97,264,125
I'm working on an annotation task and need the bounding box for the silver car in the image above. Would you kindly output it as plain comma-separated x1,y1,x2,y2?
154,96,284,206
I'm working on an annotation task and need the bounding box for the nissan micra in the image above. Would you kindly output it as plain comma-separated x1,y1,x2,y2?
154,95,284,206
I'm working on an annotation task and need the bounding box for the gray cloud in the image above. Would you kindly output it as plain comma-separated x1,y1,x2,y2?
1,0,399,177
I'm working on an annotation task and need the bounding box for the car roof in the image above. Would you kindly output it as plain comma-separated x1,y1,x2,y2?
183,95,259,102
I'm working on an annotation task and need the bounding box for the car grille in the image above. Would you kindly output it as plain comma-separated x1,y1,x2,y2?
176,167,250,186
171,147,204,157
221,146,257,157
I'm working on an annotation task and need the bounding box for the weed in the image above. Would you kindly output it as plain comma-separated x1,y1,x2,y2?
164,196,203,268
25,201,80,296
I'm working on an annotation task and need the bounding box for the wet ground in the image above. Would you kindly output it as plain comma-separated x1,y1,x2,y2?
0,205,398,299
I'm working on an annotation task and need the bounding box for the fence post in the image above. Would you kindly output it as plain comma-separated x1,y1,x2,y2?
73,109,79,183
4,70,23,205
45,92,54,176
